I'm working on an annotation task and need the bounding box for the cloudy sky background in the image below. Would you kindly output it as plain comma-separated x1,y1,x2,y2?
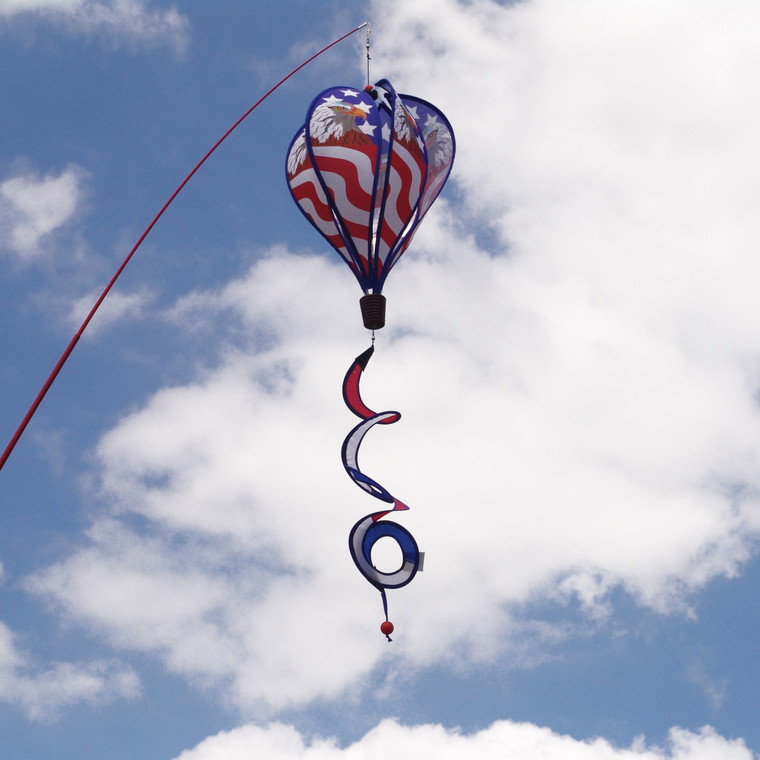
2,0,760,758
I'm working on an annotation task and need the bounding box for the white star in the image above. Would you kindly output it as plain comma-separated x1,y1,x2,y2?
358,120,376,136
354,101,372,114
405,104,420,121
424,113,440,127
381,123,391,142
322,94,343,106
341,89,360,98
373,86,391,109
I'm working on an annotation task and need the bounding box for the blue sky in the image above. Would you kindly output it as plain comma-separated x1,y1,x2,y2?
2,1,760,759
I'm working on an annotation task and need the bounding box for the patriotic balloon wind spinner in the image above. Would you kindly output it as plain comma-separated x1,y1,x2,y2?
286,79,455,639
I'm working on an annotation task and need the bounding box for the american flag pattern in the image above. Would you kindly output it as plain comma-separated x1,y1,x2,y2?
286,79,455,294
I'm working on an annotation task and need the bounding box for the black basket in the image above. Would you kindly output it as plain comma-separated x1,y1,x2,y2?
359,294,386,330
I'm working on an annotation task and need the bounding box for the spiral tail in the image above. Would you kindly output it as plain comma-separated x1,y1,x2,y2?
341,346,422,638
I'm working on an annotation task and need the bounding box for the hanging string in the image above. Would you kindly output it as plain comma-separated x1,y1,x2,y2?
365,23,372,86
0,21,370,475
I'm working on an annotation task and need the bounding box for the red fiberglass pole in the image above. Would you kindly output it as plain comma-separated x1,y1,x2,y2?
0,22,369,474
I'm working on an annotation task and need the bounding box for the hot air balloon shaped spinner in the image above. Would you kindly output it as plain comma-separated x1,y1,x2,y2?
286,79,455,639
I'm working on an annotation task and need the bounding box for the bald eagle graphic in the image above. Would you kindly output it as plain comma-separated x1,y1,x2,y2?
309,97,375,147
394,100,419,145
287,96,376,179
422,116,454,171
286,129,309,177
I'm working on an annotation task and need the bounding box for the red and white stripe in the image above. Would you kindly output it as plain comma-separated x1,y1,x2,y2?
376,139,425,265
288,165,354,269
311,143,378,267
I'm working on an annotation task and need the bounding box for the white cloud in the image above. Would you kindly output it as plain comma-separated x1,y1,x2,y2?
172,720,755,760
0,0,190,53
1,0,81,11
0,165,87,259
26,258,416,713
26,227,760,713
0,619,140,721
67,286,154,336
23,0,760,725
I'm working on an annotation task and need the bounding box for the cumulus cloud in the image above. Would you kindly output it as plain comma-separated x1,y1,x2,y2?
26,255,416,714
0,619,140,721
0,165,87,259
0,0,189,53
173,720,756,760
67,286,154,336
23,0,760,728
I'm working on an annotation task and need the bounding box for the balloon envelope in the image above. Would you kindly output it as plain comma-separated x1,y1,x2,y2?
286,79,455,294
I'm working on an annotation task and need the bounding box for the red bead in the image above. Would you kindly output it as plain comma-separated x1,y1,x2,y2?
380,621,394,635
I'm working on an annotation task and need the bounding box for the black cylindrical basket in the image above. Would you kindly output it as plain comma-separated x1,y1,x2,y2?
359,294,386,330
